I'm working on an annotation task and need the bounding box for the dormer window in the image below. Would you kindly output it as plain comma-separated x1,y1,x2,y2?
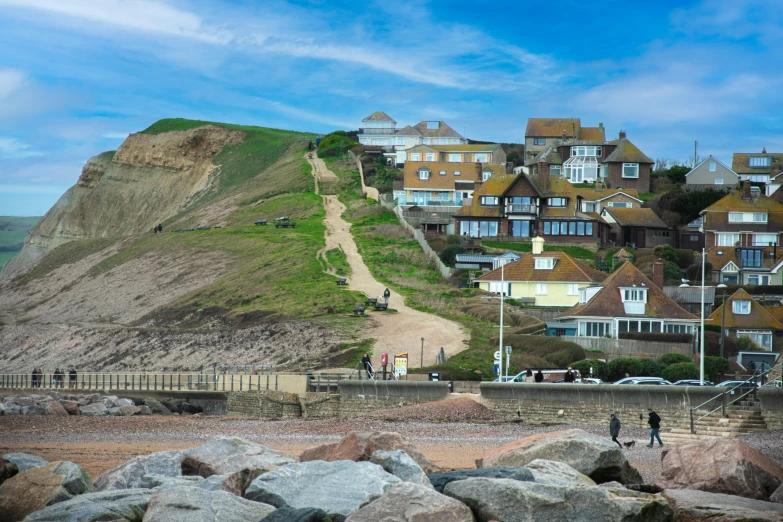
547,197,567,207
480,196,499,206
482,170,493,181
418,169,430,180
426,121,439,130
579,289,587,304
571,146,601,157
535,258,555,270
749,157,772,167
729,212,767,223
733,300,751,314
622,288,647,302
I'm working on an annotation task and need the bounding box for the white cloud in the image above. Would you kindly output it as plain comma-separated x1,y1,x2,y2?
0,69,25,100
0,137,46,159
103,132,130,140
0,0,230,43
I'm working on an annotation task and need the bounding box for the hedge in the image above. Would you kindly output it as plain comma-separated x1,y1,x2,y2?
607,358,644,381
662,362,699,382
618,332,693,344
571,359,608,380
658,353,692,366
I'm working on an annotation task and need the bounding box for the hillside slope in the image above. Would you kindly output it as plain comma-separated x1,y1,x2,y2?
0,216,40,269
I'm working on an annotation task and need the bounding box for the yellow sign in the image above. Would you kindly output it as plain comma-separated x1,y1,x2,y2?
394,353,408,378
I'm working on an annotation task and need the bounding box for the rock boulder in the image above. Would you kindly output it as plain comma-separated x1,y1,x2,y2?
43,401,68,416
79,403,108,416
143,486,275,522
58,400,80,415
259,507,332,522
370,450,431,488
0,461,94,521
198,468,265,497
23,488,151,521
663,488,783,521
118,405,141,416
300,431,440,474
526,459,597,487
771,483,783,504
94,450,184,491
142,399,171,415
2,453,48,473
0,458,18,486
428,467,534,494
345,482,473,522
245,460,400,519
660,438,783,500
476,429,642,485
181,437,296,478
445,478,672,522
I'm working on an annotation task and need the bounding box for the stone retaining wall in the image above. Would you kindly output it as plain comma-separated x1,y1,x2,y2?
760,388,783,429
225,389,301,418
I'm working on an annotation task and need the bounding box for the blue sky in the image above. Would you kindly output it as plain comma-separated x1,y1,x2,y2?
0,0,782,216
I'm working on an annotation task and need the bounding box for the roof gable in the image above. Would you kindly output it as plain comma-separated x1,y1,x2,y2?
574,188,641,202
706,288,783,330
363,111,396,123
394,125,421,136
412,121,464,138
557,261,697,320
602,207,668,228
603,138,653,164
685,155,738,178
477,251,607,283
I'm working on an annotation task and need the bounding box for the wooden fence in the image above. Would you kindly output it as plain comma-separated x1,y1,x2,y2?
563,336,692,359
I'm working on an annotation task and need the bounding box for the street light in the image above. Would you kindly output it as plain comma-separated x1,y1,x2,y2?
717,284,728,359
482,263,506,381
699,247,706,385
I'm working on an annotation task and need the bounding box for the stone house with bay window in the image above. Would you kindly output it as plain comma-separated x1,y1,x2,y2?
705,288,783,351
705,246,783,286
553,261,699,339
525,131,653,193
731,149,783,190
700,182,783,250
524,118,606,163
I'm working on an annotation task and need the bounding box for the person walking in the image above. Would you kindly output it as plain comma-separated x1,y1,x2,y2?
31,367,37,388
646,408,663,447
383,288,391,304
361,353,372,379
564,367,575,383
69,366,77,389
525,368,533,382
609,413,622,448
534,369,544,383
37,367,44,388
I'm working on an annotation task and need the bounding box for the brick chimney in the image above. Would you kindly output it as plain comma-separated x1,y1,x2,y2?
532,235,545,255
762,147,767,154
562,129,567,140
742,180,751,200
618,130,627,139
474,162,482,180
652,258,664,289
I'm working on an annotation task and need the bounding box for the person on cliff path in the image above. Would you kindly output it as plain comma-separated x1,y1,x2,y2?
361,353,372,379
534,369,544,383
383,288,391,304
610,413,622,448
646,408,663,447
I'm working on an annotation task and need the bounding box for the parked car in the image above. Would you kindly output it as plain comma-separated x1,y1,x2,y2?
613,377,672,385
580,378,604,385
716,380,760,388
492,372,528,383
673,379,714,386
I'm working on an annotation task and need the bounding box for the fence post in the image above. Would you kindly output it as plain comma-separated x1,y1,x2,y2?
178,374,181,391
266,375,269,390
275,375,278,391
689,409,694,434
231,375,234,392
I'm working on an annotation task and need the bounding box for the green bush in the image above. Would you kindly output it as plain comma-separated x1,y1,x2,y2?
664,261,682,282
685,262,713,281
676,249,695,269
544,345,586,368
653,245,678,263
571,359,608,380
318,132,359,158
607,358,644,381
658,353,692,366
639,359,665,377
438,245,466,266
736,336,762,352
662,362,699,382
703,356,730,383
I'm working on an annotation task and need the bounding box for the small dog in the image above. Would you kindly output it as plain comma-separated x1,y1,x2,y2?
623,440,636,449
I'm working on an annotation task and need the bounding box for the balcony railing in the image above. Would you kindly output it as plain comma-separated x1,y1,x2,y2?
506,204,536,213
398,197,462,207
359,128,396,135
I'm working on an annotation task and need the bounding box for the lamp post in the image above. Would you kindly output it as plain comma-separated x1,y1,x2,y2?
498,263,505,382
420,338,424,369
717,284,728,359
700,247,706,385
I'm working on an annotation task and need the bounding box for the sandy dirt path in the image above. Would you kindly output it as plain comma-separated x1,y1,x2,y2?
306,153,469,369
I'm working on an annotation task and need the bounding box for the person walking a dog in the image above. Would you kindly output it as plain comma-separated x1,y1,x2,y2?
609,413,622,448
647,408,663,447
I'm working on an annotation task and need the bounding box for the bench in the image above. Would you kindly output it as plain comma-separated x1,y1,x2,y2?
274,221,296,228
364,297,378,306
254,220,267,226
518,297,535,305
374,302,389,311
336,277,347,285
353,306,365,316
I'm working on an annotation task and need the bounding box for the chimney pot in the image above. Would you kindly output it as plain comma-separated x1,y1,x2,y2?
618,130,627,139
532,235,545,255
652,258,664,289
762,147,767,154
599,122,604,129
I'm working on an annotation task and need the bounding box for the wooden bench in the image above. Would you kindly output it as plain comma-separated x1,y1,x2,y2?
353,306,365,316
364,297,378,306
274,221,296,228
336,277,347,285
254,219,267,226
374,302,389,311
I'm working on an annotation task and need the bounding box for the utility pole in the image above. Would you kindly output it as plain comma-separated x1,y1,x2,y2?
499,264,505,381
694,141,698,167
699,247,706,385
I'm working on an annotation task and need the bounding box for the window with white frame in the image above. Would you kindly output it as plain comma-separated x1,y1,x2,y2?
448,153,461,162
752,233,778,246
622,163,639,178
579,321,610,337
570,146,601,157
622,288,647,302
393,137,404,145
482,170,493,181
715,178,724,185
729,212,767,223
437,138,448,144
749,157,772,167
533,138,546,145
608,202,632,208
732,300,751,314
475,153,488,162
480,196,499,206
579,289,587,304
454,170,461,176
536,283,547,295
563,156,599,182
747,274,770,285
745,175,770,182
425,153,435,161
548,197,567,207
410,153,420,161
738,330,773,349
717,233,740,246
418,169,430,180
617,319,662,333
567,283,579,295
550,165,561,176
665,324,694,334
583,202,596,212
709,161,717,172
535,258,555,270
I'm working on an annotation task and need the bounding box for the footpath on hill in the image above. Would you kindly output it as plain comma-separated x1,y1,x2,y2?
306,153,469,371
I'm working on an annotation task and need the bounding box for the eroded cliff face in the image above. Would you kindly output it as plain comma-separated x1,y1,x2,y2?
1,125,244,278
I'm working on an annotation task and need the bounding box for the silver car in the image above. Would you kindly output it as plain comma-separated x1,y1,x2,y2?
613,377,672,385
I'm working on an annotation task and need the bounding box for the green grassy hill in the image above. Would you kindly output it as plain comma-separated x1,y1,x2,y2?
0,216,41,269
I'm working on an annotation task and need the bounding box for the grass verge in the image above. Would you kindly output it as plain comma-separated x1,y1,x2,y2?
482,241,595,260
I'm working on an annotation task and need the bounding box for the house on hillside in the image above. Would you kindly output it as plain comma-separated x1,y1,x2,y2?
551,261,699,338
357,113,467,165
475,237,606,306
663,285,716,315
732,149,783,194
700,182,783,249
452,169,610,247
678,217,704,251
455,251,521,271
574,187,642,213
705,246,783,285
405,144,506,165
401,162,506,209
600,207,673,248
524,118,605,162
685,155,739,191
525,131,653,193
705,288,783,351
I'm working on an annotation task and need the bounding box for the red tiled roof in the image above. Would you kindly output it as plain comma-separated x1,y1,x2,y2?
526,118,580,138
477,251,607,283
705,288,783,330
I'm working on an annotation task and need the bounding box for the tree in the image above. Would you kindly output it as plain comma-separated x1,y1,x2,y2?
654,157,676,173
666,165,690,184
